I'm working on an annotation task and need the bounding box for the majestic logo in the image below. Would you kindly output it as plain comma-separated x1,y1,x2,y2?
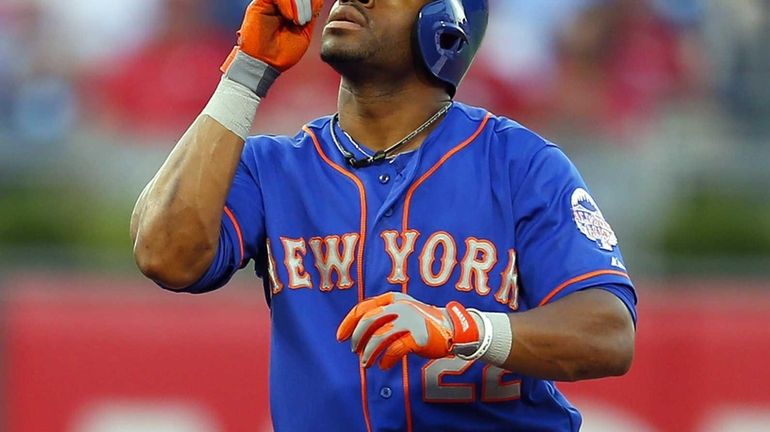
611,256,627,270
571,188,617,251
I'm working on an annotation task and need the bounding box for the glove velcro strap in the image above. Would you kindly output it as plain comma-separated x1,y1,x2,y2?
222,49,280,98
445,301,480,345
454,309,494,361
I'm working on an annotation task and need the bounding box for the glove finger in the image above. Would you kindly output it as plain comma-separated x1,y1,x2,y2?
273,0,313,25
389,302,433,346
271,0,298,23
311,0,325,15
392,302,454,357
352,301,421,351
298,0,324,33
379,336,413,370
294,0,312,25
361,324,409,369
336,292,400,341
350,308,395,353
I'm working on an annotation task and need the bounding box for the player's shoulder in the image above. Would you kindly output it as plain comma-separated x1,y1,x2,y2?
242,114,333,157
454,102,558,160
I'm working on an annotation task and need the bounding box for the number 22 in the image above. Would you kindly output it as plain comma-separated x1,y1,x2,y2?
422,357,521,403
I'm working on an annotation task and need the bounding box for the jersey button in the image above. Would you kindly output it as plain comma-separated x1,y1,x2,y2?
379,386,393,399
379,174,390,184
384,208,394,217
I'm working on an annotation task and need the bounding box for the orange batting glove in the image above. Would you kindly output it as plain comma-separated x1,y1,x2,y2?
222,0,325,73
337,292,481,370
204,0,323,138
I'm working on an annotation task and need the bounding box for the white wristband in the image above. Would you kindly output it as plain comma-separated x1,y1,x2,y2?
456,310,513,366
481,312,514,366
201,76,261,140
200,51,279,140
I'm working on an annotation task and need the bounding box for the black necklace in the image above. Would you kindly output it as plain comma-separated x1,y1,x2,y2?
330,102,453,169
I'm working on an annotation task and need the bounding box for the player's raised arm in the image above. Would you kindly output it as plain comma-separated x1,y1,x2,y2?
130,0,324,289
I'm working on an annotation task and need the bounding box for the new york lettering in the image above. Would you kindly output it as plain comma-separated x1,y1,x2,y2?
269,231,520,310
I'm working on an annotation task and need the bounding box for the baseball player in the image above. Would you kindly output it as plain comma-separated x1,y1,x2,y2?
131,0,637,430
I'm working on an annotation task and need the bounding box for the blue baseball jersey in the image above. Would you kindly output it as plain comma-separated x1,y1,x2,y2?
176,102,637,431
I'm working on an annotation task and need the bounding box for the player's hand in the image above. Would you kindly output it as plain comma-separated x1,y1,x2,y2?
222,0,325,73
337,292,481,370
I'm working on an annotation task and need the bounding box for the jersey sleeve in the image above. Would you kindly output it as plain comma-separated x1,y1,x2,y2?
513,144,637,315
172,141,267,294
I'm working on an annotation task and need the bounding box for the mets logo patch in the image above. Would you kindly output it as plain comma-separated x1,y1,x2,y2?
571,188,617,251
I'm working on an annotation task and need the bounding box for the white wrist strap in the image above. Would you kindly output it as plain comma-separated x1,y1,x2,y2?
456,310,513,366
481,312,514,366
201,76,261,140
201,51,279,140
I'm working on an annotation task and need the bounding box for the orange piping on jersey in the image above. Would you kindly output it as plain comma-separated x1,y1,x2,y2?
401,112,492,234
402,357,413,430
399,113,491,432
223,206,245,267
304,126,372,432
539,270,630,307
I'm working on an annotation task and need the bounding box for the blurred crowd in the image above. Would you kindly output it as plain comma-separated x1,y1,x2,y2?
1,0,768,142
1,0,770,275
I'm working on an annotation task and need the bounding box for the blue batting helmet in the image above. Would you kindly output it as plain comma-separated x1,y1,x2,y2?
416,0,489,96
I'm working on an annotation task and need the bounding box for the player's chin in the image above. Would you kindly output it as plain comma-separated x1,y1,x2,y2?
320,39,367,66
321,26,364,48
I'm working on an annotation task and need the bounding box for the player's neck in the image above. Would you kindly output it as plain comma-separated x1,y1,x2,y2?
336,80,451,153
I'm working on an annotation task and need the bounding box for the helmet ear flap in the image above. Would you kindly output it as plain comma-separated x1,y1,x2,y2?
415,0,489,97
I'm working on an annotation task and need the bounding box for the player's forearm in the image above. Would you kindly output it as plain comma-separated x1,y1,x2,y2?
498,289,635,381
131,115,245,288
131,0,319,289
